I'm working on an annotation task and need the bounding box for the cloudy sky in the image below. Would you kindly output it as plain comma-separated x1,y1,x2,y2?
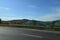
0,0,60,21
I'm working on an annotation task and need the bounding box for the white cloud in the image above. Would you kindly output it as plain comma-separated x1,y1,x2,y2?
39,13,60,21
36,8,60,21
0,17,23,21
0,7,10,10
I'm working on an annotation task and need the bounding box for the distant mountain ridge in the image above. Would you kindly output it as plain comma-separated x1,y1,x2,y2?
0,19,60,27
0,19,60,31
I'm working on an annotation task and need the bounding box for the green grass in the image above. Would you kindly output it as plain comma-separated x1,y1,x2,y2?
0,24,60,31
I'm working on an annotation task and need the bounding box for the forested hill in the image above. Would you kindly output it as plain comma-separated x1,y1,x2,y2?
0,19,60,31
0,19,60,28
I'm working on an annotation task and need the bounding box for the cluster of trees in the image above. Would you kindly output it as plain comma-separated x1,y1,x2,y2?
0,19,60,31
0,19,1,23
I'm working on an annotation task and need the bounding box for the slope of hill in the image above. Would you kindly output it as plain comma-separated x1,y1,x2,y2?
0,19,60,31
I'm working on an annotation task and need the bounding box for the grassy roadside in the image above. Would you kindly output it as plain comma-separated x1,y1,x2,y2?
0,24,60,31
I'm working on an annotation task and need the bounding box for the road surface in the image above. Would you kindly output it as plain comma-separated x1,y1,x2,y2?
0,27,60,40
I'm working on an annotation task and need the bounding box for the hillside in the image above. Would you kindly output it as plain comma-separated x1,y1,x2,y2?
0,19,60,31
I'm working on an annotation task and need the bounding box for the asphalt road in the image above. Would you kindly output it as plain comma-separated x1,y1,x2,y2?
0,27,60,40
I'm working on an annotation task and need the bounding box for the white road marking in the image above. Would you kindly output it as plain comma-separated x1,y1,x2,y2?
21,33,43,38
0,33,43,38
17,28,60,33
0,27,60,33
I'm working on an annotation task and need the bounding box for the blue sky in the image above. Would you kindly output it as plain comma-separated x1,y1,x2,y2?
0,0,60,21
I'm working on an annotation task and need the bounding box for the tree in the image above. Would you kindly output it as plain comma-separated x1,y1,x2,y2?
31,20,37,26
0,19,2,23
55,21,60,27
50,21,56,29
